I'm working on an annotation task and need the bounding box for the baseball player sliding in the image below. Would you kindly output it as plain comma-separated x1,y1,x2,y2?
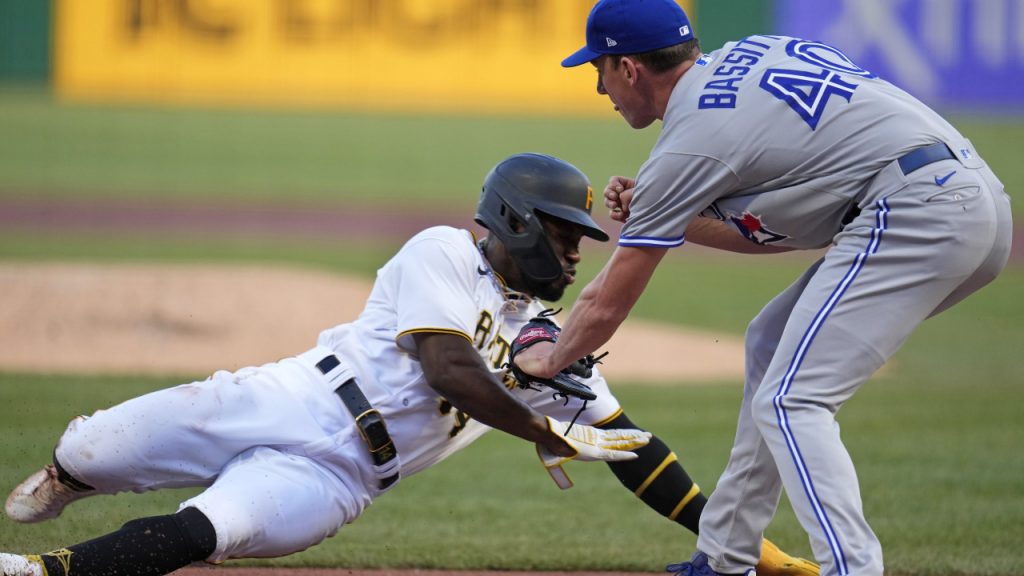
1,154,816,576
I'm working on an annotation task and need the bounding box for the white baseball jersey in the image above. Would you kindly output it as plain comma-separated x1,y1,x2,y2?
316,225,622,476
52,225,622,562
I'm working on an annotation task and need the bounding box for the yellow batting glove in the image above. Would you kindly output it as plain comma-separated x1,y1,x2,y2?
537,416,651,489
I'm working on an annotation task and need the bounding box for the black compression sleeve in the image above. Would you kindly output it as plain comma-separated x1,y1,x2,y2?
39,507,217,576
599,412,707,534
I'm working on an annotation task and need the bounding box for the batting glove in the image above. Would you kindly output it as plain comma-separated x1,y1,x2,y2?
538,416,651,489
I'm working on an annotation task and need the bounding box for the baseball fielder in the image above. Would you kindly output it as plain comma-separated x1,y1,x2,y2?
513,2,1014,576
1,154,816,576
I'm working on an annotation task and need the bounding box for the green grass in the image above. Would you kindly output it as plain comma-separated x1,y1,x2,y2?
1,365,1021,574
1,85,1022,217
0,85,659,208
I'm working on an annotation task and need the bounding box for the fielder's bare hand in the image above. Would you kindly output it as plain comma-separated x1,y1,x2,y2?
604,175,636,222
510,339,558,378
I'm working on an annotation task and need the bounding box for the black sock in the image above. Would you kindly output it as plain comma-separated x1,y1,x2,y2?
600,412,707,534
39,507,217,576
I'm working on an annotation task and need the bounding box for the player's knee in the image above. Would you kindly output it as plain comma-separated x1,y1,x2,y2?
52,416,105,489
744,318,777,377
751,386,836,434
750,386,782,432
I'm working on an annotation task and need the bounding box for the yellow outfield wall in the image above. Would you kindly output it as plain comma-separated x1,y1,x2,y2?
54,0,691,116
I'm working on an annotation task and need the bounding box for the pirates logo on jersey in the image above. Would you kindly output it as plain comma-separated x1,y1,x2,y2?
730,211,788,245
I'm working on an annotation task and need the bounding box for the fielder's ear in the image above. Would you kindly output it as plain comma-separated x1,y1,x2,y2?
621,57,639,84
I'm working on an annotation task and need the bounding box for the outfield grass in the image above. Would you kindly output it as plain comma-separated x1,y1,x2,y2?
0,85,658,207
1,84,1022,219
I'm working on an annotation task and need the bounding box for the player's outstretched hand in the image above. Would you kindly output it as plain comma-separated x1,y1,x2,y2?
538,416,651,489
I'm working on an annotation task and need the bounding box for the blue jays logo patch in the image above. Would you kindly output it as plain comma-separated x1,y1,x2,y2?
730,211,788,245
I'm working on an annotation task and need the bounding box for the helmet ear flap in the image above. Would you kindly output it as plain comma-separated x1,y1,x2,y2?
475,153,604,286
475,181,562,284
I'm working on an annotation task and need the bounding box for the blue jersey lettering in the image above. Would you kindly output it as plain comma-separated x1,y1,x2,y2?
758,39,871,129
705,77,744,92
699,93,737,109
714,65,751,77
733,37,771,51
722,52,760,66
699,38,772,111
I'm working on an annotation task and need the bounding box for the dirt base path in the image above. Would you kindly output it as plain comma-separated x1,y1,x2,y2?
0,262,743,383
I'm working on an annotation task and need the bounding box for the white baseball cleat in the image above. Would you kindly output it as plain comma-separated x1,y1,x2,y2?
5,464,92,523
0,554,45,576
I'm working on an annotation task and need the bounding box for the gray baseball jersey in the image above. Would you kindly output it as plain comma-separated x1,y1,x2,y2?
622,35,973,251
619,36,1012,576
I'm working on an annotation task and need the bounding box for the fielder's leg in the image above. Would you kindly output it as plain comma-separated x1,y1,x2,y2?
747,175,1010,576
697,261,822,575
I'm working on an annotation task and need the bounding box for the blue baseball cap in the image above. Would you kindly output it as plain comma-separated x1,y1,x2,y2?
561,0,694,67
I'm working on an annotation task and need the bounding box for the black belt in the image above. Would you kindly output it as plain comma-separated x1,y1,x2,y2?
897,142,956,175
315,355,399,489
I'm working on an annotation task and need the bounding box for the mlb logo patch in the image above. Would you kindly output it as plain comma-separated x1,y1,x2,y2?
960,147,973,160
695,54,712,67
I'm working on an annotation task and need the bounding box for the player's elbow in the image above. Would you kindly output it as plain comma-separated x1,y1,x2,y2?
423,354,479,400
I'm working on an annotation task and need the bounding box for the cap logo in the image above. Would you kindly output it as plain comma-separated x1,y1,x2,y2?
680,25,690,36
606,37,618,47
585,186,593,210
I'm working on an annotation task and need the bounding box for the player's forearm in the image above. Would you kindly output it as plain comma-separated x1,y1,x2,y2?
548,278,630,370
685,218,794,253
425,359,550,443
417,333,558,446
545,246,666,374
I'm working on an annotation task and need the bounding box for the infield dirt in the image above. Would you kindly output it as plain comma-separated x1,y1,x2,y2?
0,261,743,383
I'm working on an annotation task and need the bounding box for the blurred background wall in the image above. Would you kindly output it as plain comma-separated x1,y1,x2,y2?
0,0,49,81
2,0,1019,114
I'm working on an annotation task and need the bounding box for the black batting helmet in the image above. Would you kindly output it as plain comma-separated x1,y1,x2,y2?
475,153,609,284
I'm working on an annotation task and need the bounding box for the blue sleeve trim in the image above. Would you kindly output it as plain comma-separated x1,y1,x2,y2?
618,234,686,248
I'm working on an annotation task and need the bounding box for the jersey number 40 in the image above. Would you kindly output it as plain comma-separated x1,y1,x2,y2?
759,39,875,130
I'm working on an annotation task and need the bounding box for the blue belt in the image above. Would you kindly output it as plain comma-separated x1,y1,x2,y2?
897,142,956,175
